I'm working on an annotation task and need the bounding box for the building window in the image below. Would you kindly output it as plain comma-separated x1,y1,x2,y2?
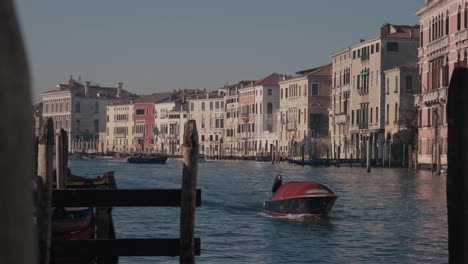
268,89,272,96
215,101,219,110
376,107,379,123
406,76,413,92
387,42,399,52
446,11,450,35
395,76,399,93
386,104,389,124
210,102,213,110
311,84,319,96
353,50,356,59
136,109,145,115
75,102,80,113
394,103,398,123
376,43,380,52
371,45,374,54
281,89,283,99
190,102,194,111
351,110,354,125
202,102,205,111
458,7,462,31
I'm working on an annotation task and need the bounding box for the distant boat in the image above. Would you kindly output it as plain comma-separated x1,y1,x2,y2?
255,156,272,162
54,170,113,188
127,154,169,164
264,181,337,217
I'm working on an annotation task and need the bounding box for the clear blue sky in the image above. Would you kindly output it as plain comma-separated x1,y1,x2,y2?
15,0,422,103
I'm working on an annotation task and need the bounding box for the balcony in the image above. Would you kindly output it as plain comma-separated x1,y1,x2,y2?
360,53,369,62
114,133,126,138
286,122,297,131
341,84,350,93
455,29,468,44
335,113,348,124
134,133,144,138
421,87,448,105
414,94,422,106
427,35,448,55
418,47,423,58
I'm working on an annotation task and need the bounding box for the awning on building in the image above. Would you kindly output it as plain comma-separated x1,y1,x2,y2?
359,71,369,76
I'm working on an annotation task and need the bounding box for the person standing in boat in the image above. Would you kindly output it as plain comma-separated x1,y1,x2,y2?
271,174,283,193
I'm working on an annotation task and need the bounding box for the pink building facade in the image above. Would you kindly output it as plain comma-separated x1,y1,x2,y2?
416,0,468,167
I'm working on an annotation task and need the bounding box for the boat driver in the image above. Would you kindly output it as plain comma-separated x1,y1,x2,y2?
271,174,283,193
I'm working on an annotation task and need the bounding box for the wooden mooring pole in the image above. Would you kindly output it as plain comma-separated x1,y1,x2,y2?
37,119,54,264
180,120,199,263
0,0,36,263
447,68,468,264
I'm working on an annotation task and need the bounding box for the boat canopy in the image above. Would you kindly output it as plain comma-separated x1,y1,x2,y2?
272,181,335,200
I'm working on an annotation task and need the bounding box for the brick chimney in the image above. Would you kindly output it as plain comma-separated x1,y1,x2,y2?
85,81,91,96
117,82,123,98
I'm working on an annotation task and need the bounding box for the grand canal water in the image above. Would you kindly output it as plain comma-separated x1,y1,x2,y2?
69,157,447,264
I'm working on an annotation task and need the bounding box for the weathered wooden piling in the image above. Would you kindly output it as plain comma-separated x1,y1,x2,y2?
180,120,199,263
366,137,371,173
0,0,36,263
55,130,64,189
447,67,468,264
37,119,54,264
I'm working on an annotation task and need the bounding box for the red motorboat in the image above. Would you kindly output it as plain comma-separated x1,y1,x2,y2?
263,181,338,217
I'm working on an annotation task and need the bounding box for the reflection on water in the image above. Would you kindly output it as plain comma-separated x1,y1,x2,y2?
69,158,447,264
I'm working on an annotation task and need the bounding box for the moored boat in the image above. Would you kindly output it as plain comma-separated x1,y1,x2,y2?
264,181,337,217
127,154,169,164
255,155,272,162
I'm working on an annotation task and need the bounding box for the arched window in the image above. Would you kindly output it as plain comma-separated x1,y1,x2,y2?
386,104,389,124
458,6,462,31
465,3,468,29
446,11,450,35
394,103,398,123
395,76,399,93
267,103,273,115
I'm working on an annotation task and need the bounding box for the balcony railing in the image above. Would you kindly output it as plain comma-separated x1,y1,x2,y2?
114,133,126,138
286,122,296,131
361,53,369,62
455,28,468,43
427,35,448,55
335,114,348,124
134,133,144,138
421,87,448,105
358,123,368,130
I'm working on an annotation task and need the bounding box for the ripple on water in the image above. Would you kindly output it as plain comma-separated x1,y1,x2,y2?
69,159,448,264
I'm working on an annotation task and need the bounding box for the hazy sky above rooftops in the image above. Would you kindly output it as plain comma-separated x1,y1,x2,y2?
15,0,422,103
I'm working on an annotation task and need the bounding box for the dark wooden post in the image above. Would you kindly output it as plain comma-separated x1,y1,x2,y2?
447,68,468,264
62,130,68,187
37,119,54,264
56,129,68,189
301,144,305,167
180,120,199,263
402,144,406,168
0,0,36,262
55,130,64,189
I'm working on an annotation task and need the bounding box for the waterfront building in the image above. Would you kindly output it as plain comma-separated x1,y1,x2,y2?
41,76,135,152
222,81,252,157
132,92,172,153
416,0,468,167
105,101,134,153
383,61,420,137
330,49,352,159
279,65,331,158
188,91,225,157
238,81,255,157
252,73,284,156
332,24,419,161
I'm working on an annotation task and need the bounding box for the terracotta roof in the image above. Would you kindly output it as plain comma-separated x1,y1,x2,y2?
380,24,420,39
306,63,332,77
133,92,173,103
400,60,419,69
